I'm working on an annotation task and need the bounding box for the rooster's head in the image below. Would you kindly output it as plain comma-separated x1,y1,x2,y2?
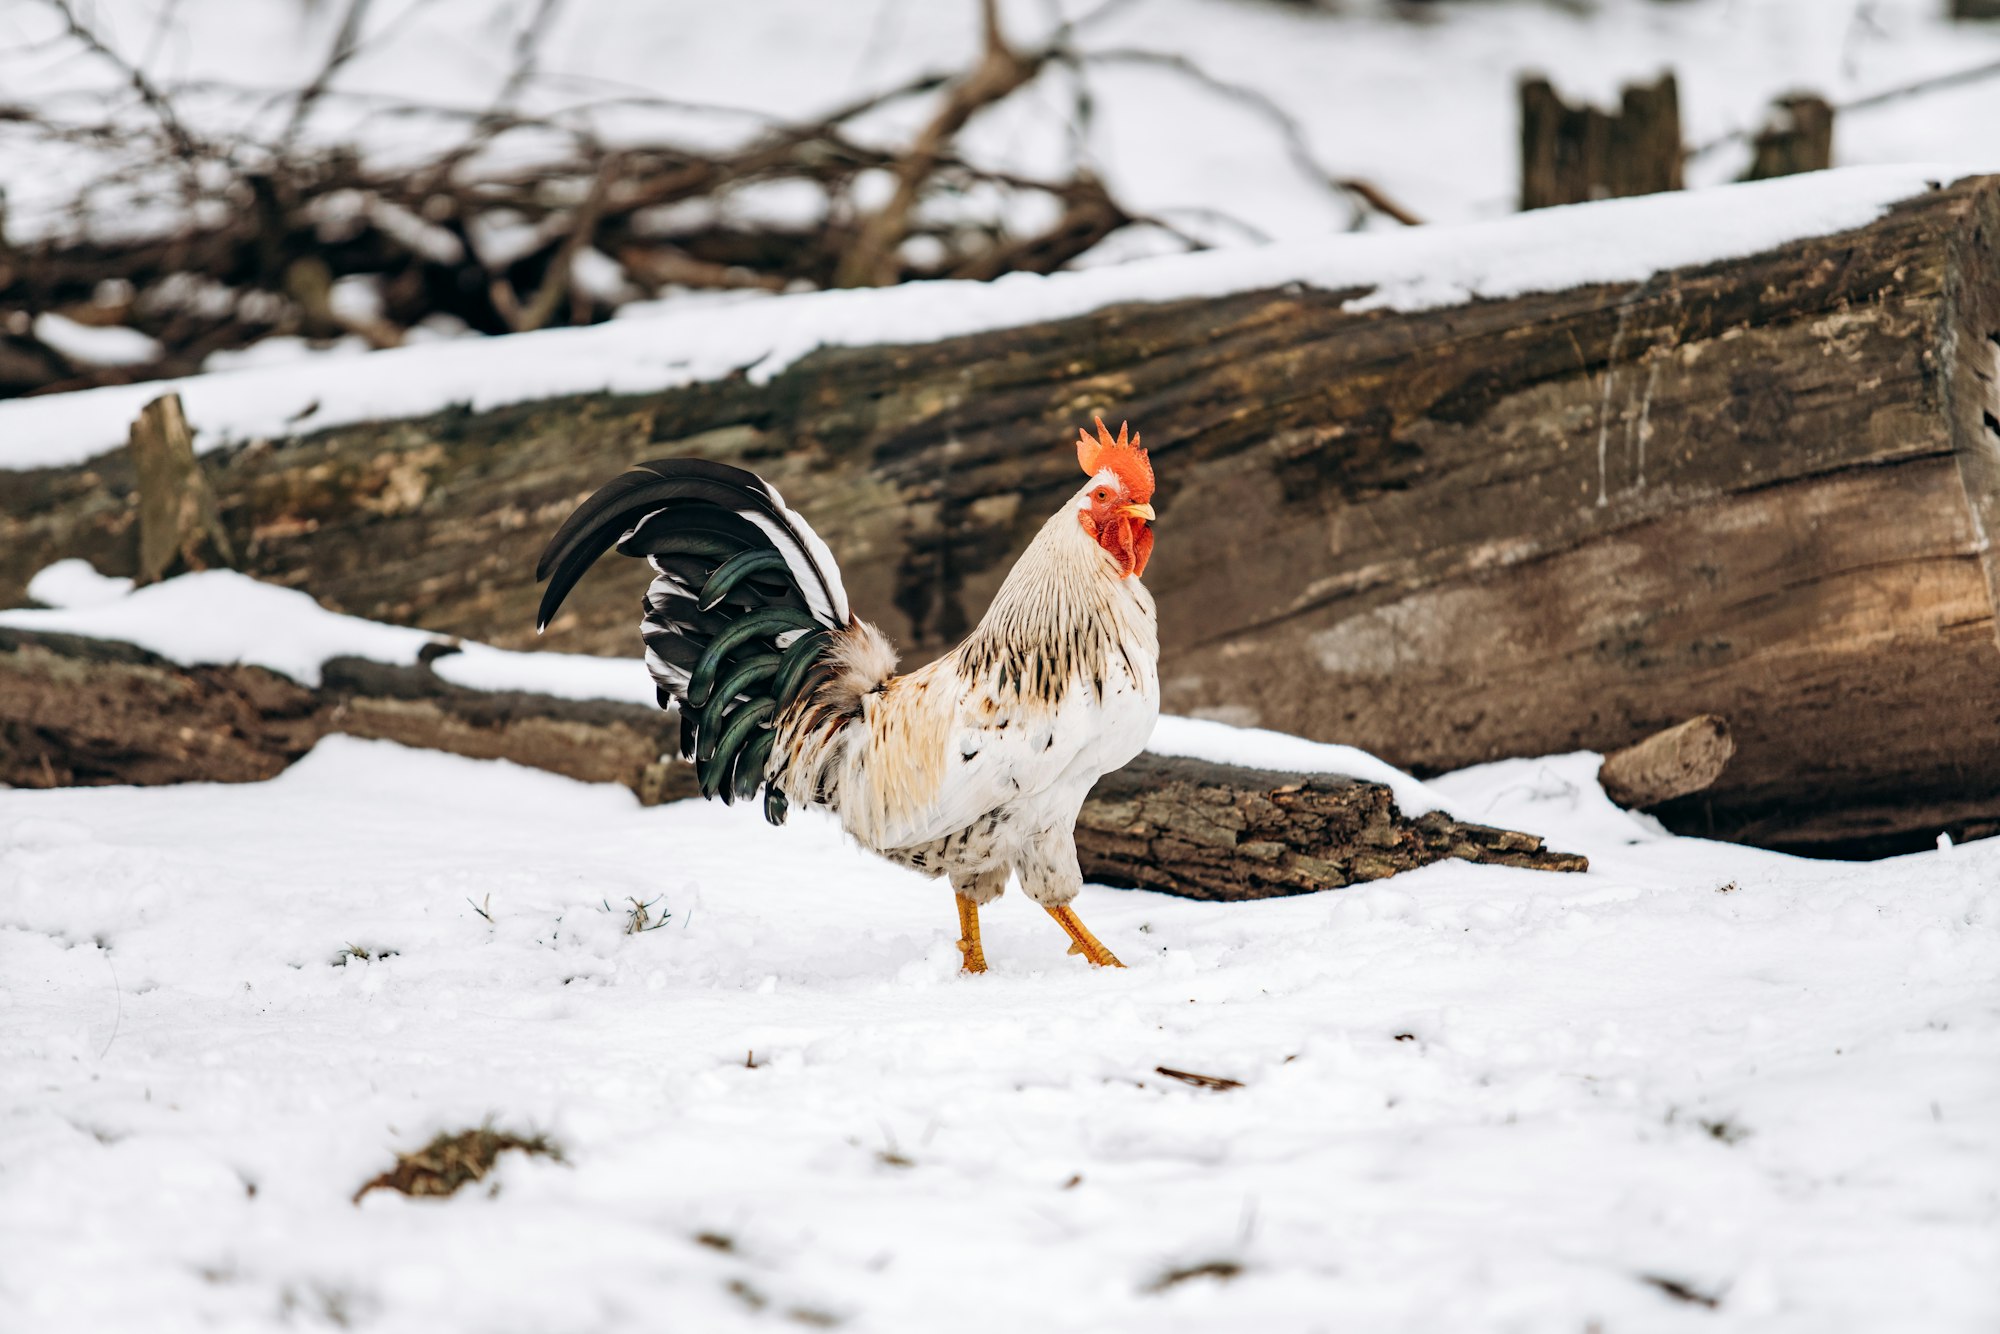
1074,417,1155,579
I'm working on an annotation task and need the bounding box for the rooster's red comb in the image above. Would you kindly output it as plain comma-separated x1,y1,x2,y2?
1075,417,1153,502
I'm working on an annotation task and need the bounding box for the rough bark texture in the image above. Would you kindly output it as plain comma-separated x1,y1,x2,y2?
0,627,1583,898
1079,754,1586,900
1520,74,1683,210
6,178,2000,856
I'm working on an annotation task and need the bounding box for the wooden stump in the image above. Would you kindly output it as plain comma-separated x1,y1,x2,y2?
1520,73,1683,211
1743,95,1835,182
129,393,235,584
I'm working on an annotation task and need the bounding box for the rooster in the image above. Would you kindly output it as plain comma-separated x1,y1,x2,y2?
535,419,1159,973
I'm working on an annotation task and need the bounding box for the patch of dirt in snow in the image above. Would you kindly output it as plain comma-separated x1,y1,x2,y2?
1,738,1997,1332
352,1126,565,1204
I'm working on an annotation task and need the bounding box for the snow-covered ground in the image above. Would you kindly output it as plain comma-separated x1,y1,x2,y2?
3,565,1998,1332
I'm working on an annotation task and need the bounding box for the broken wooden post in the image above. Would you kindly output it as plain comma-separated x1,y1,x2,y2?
1598,715,1735,810
1743,95,1835,182
1520,73,1683,210
129,393,235,585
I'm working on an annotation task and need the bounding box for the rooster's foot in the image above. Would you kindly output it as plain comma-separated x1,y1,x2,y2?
955,893,989,975
1043,904,1124,968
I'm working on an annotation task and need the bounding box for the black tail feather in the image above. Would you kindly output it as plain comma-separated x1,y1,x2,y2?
534,457,849,823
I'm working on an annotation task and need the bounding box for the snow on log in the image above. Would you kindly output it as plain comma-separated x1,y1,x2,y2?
0,626,1586,894
3,171,1998,856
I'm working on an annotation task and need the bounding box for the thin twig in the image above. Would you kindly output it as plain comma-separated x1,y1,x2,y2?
1081,46,1421,228
281,0,378,149
1688,56,2000,162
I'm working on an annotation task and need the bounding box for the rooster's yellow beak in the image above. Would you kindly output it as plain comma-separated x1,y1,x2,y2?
1120,502,1156,522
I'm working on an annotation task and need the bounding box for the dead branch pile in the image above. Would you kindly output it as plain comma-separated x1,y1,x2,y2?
0,0,1414,398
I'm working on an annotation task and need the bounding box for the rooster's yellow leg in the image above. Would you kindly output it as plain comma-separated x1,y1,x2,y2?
955,893,989,975
1043,904,1124,968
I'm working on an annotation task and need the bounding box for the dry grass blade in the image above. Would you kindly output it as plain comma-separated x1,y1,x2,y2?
1145,1259,1243,1293
1154,1065,1244,1091
352,1126,563,1204
1640,1274,1722,1308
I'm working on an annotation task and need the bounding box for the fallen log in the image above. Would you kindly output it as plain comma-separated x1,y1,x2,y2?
5,176,1999,856
1081,755,1585,900
0,627,1585,896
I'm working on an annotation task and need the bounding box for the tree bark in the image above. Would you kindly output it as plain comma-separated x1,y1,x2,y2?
1080,754,1585,900
0,626,1584,897
5,178,2000,856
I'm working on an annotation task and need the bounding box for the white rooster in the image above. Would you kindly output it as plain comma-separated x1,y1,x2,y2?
535,418,1158,972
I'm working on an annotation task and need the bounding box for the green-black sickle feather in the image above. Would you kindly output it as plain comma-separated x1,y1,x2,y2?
697,653,779,761
699,550,792,612
632,533,749,565
684,608,820,707
700,697,775,799
730,729,777,802
763,785,789,825
771,628,833,711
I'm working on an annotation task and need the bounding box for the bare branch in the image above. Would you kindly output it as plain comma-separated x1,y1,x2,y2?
39,0,200,161
512,154,620,332
834,0,1046,287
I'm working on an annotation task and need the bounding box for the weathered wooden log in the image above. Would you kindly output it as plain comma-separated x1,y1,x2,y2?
1598,714,1734,810
0,625,698,800
1520,73,1683,210
1743,95,1835,183
1081,755,1585,900
6,178,2000,856
0,626,1584,895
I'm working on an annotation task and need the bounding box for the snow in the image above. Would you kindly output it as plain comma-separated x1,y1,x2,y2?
0,165,1978,472
30,312,165,368
1,560,656,704
1148,715,1441,818
3,565,1996,1330
3,0,1998,250
3,732,1995,1332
